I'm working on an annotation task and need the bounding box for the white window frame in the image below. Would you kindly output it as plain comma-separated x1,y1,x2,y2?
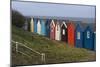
87,31,90,39
77,32,80,39
62,29,65,35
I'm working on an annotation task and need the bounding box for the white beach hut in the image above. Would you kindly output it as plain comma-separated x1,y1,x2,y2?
55,21,61,41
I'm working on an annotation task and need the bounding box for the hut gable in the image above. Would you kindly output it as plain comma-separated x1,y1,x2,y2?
50,20,55,27
84,26,92,36
61,21,67,28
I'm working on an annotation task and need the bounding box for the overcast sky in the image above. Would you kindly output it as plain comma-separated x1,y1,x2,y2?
12,1,95,18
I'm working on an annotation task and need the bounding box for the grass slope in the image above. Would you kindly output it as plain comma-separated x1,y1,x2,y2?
11,26,96,66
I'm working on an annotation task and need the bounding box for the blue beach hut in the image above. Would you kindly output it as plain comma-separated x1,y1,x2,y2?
93,32,96,51
45,19,51,37
34,18,38,33
40,18,46,36
83,26,94,50
75,24,83,48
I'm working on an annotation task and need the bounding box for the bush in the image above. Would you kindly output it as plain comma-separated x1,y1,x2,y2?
12,10,25,28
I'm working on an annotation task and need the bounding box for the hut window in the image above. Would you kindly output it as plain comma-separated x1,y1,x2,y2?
77,32,80,39
87,31,90,38
63,29,65,35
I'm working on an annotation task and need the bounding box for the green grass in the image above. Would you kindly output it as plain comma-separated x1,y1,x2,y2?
11,26,96,66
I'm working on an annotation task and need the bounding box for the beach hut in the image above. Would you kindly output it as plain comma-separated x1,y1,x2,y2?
83,26,94,50
55,20,61,41
37,19,41,35
68,22,75,47
61,21,67,42
50,19,55,40
45,19,51,37
75,24,83,48
30,17,34,32
34,18,38,33
93,32,96,51
40,18,46,36
23,20,28,31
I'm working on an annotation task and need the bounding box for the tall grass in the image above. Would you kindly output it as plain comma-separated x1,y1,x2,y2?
11,25,96,66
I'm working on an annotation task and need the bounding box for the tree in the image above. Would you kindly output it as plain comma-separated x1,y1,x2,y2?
12,10,25,28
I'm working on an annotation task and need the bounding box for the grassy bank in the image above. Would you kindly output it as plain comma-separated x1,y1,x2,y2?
11,26,96,66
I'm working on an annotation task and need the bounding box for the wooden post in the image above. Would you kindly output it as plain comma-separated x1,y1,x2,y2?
43,53,45,63
41,53,45,64
16,42,18,53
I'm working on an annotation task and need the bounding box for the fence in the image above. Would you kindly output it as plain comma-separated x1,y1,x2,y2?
11,40,46,64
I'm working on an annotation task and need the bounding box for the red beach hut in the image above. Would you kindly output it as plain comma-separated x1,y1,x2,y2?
68,21,75,47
